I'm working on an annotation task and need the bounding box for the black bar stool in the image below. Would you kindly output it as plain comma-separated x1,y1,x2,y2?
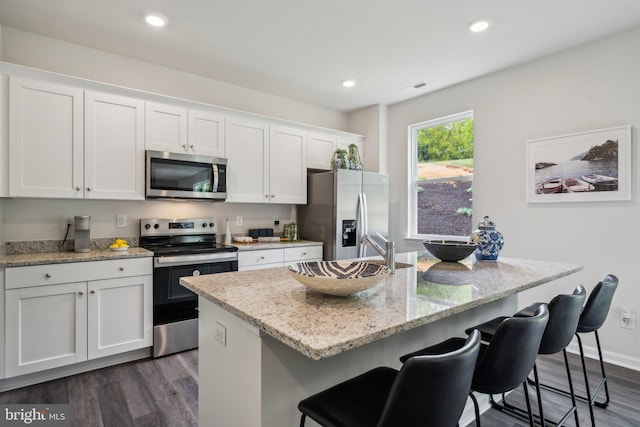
536,274,618,427
465,285,586,427
399,303,549,427
297,330,481,427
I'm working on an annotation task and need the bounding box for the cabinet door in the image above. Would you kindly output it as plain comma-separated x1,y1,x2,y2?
5,282,87,377
270,125,307,204
9,78,84,198
145,102,188,153
85,91,145,200
87,275,152,359
188,108,225,157
307,133,336,170
225,116,269,203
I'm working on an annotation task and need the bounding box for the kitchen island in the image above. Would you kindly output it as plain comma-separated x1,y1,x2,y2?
180,252,582,427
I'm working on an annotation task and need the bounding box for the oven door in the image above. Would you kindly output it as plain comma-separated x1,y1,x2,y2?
153,253,238,325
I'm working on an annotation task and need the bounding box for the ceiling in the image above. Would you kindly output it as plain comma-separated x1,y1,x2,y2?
1,0,640,112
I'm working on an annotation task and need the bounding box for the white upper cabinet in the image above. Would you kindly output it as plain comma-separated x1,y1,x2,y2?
269,125,307,204
188,108,225,157
307,132,337,170
146,102,225,157
9,78,84,198
225,116,270,203
8,78,144,200
145,102,188,153
84,91,145,200
226,117,307,204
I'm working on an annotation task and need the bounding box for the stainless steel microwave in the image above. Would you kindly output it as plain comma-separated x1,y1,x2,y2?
146,150,227,200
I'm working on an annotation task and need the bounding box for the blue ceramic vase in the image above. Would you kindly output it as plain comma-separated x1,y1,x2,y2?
471,216,504,261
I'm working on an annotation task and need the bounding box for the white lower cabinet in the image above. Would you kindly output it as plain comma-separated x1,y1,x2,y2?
4,258,152,378
238,245,323,271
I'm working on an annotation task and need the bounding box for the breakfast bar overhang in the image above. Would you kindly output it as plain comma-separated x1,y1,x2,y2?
180,253,582,427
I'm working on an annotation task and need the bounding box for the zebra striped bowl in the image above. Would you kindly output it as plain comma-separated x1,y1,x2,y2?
288,261,391,296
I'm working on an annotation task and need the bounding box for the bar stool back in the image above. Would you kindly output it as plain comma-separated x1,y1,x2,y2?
298,330,481,427
400,303,549,427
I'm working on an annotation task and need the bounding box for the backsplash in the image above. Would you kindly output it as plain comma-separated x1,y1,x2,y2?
2,237,139,255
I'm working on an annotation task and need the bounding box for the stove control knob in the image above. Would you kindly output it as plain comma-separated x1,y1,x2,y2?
145,224,151,230
202,223,208,228
209,222,215,228
153,224,160,229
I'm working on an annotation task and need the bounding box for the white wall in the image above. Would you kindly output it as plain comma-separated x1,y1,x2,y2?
348,104,389,174
388,26,640,369
1,27,348,131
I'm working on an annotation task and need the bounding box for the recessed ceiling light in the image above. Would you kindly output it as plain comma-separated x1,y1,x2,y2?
341,79,357,88
469,19,489,33
145,13,167,27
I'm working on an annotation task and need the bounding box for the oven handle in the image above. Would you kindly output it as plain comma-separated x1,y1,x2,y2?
154,252,238,267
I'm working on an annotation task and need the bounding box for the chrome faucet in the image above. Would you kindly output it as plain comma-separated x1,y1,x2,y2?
361,232,396,274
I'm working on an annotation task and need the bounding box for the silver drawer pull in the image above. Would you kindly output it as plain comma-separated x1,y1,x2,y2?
301,252,307,256
119,267,124,271
260,256,265,260
45,273,51,278
78,291,84,296
90,290,96,294
86,187,92,191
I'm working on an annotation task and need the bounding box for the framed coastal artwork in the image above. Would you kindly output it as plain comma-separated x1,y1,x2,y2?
526,125,631,203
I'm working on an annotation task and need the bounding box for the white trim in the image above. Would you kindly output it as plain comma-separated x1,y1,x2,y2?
566,341,640,373
407,110,474,239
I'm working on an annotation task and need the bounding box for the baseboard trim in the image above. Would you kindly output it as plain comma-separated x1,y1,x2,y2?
0,347,151,392
566,342,640,372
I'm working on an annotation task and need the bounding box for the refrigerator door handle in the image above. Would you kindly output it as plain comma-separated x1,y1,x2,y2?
358,192,369,258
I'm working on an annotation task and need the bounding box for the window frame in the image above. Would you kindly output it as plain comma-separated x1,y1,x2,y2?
407,110,474,242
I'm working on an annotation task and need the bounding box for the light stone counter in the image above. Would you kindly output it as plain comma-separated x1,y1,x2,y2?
181,252,582,360
230,239,322,251
184,252,582,427
0,247,153,268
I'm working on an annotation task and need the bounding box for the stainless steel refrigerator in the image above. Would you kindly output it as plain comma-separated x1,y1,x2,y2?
298,169,389,261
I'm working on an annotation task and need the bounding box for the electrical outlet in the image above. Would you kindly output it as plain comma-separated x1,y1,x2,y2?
214,321,227,346
621,311,635,330
62,216,74,231
116,214,127,228
236,216,243,226
274,217,280,226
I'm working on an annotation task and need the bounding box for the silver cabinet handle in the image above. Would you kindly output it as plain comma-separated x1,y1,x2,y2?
182,144,187,150
265,194,269,198
86,187,91,191
90,290,96,294
190,145,194,150
75,187,81,191
78,291,84,295
119,267,124,271
270,195,275,198
45,273,51,278
260,256,265,260
301,252,307,256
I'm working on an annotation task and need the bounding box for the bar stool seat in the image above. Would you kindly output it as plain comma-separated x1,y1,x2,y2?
298,330,481,427
465,285,586,427
400,303,549,427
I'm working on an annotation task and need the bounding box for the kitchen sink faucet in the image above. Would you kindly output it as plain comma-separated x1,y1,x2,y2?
361,232,396,274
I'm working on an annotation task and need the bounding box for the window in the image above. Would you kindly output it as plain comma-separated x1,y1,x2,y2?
409,111,473,240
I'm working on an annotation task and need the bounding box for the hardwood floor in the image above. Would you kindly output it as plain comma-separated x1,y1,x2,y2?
466,351,640,427
0,350,198,427
0,349,638,426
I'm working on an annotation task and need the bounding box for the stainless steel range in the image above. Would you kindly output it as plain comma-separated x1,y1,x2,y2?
140,218,238,357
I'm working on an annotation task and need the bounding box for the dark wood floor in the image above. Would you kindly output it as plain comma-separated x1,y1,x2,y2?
0,349,638,426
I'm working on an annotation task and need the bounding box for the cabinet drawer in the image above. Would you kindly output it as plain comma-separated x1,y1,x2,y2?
284,246,323,262
6,257,152,289
238,249,284,268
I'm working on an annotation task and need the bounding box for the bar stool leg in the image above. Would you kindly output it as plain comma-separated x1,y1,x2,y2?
593,330,611,408
299,413,306,427
577,333,597,427
563,349,581,427
469,392,481,427
522,381,535,427
532,364,546,427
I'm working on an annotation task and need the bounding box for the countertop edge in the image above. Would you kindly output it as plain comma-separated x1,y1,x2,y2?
0,248,154,268
182,261,583,360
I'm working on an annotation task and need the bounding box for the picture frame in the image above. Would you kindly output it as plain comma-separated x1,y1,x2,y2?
526,125,632,203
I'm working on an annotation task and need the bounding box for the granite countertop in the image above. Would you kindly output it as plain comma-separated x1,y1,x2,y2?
0,247,153,268
231,240,322,251
180,252,582,360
